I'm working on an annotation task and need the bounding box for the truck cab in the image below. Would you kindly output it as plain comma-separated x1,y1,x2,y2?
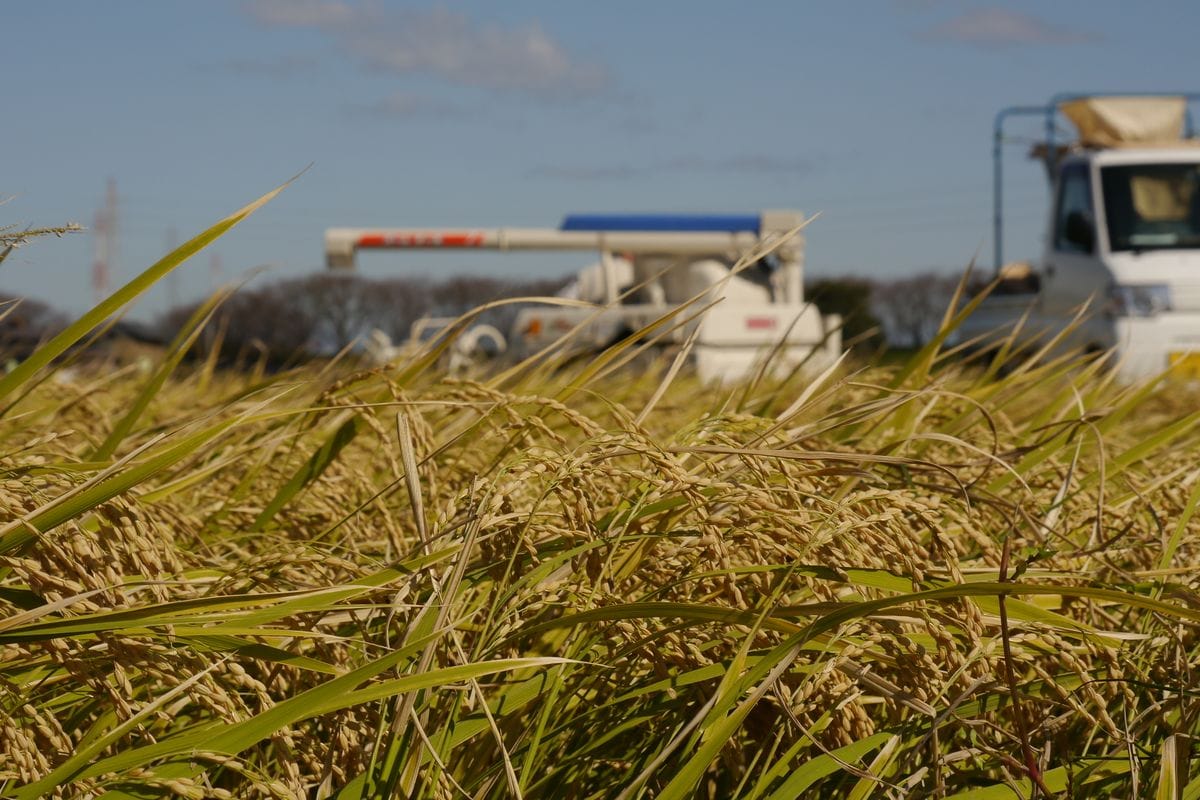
1053,147,1200,374
964,94,1200,380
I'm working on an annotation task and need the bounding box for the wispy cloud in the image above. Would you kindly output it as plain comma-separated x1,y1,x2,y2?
344,92,470,120
247,0,356,27
527,164,642,181
244,1,609,97
529,155,814,181
892,0,948,12
920,8,1098,46
664,155,813,175
218,54,321,78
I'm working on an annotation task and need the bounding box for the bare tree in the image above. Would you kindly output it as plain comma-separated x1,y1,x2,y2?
371,278,434,341
872,272,961,348
0,294,67,359
806,277,884,348
156,272,570,367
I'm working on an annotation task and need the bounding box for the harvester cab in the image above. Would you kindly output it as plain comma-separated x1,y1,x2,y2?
324,211,842,383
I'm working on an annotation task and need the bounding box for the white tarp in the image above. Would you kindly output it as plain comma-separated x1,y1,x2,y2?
1060,96,1186,147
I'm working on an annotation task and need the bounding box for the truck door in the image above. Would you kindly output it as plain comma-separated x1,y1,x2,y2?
1043,161,1106,328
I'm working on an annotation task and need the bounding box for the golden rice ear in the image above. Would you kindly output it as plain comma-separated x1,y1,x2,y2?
2,195,1196,798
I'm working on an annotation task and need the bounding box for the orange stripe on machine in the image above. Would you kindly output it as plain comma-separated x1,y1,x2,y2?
356,232,487,248
745,316,778,330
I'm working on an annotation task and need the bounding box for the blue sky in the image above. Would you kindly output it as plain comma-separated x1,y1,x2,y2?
6,1,1200,319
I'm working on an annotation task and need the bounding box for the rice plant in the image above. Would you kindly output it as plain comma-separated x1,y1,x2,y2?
1,186,1199,798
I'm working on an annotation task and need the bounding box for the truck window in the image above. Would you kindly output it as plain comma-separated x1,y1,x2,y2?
1101,163,1200,252
1053,163,1094,253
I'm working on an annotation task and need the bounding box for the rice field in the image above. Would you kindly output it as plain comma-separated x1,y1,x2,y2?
2,190,1200,798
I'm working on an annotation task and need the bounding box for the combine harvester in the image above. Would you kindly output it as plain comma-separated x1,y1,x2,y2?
962,92,1200,381
325,211,842,383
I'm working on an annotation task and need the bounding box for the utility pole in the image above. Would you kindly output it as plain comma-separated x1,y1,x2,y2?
210,252,223,290
91,178,117,305
166,226,179,310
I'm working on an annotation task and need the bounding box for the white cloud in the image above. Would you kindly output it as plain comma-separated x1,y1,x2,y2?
921,8,1097,46
244,2,609,96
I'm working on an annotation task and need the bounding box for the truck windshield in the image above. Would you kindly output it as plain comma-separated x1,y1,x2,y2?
1101,163,1200,252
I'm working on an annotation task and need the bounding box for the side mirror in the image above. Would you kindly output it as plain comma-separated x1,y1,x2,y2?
1064,211,1096,254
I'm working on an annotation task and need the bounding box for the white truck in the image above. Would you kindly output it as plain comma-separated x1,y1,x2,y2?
324,211,842,383
960,92,1200,381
